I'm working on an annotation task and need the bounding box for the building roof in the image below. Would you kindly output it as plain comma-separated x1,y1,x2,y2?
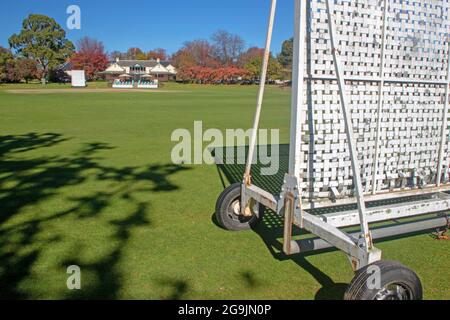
102,59,177,75
114,60,173,68
103,63,125,73
115,60,159,68
160,61,172,68
57,61,74,71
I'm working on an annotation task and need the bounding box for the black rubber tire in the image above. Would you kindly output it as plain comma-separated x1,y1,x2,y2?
344,260,423,300
215,183,263,231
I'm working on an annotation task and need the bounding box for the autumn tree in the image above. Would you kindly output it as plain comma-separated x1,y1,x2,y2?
184,40,218,67
238,47,264,67
70,37,109,81
4,63,20,82
211,67,249,83
13,58,38,83
147,48,167,61
77,37,105,54
171,49,197,69
126,47,146,60
211,30,245,65
9,14,74,84
0,46,38,83
174,31,248,83
172,39,220,79
177,65,248,84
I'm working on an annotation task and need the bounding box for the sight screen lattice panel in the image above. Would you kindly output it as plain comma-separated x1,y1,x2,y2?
298,0,450,203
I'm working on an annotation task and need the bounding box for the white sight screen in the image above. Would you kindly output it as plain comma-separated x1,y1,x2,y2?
298,0,450,203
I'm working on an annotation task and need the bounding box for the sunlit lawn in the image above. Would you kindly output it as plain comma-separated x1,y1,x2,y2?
0,82,448,299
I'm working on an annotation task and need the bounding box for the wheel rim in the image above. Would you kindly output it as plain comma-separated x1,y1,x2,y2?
375,283,413,300
227,199,253,224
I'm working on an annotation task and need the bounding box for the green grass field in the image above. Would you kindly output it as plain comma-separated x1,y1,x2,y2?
0,83,448,300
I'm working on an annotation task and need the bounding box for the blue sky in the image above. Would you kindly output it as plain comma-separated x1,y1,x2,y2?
0,0,294,55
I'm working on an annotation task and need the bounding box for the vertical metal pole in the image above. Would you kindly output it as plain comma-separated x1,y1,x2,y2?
436,39,450,186
371,0,389,194
289,0,308,178
244,0,277,184
283,194,295,255
325,0,372,250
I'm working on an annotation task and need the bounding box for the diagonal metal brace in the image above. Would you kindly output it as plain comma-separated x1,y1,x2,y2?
325,0,374,252
292,212,382,270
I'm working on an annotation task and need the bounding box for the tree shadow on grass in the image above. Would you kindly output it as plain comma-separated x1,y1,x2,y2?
212,145,348,300
0,133,190,299
239,271,262,289
156,278,190,300
251,211,348,300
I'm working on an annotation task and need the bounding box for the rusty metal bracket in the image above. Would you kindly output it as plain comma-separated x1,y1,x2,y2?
433,213,450,240
281,174,303,228
281,174,303,255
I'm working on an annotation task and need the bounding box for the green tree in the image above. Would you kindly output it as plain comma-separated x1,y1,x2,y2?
8,14,74,84
278,38,293,68
0,47,14,83
244,55,283,81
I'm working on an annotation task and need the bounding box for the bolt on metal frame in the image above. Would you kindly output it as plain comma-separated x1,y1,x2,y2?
241,0,450,270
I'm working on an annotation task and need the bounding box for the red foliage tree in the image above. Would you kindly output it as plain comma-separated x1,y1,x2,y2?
177,65,249,84
14,59,39,83
2,57,38,83
173,34,249,84
70,37,109,81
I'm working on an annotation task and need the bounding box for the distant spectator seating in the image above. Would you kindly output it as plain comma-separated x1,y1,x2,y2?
113,79,134,88
138,79,158,89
